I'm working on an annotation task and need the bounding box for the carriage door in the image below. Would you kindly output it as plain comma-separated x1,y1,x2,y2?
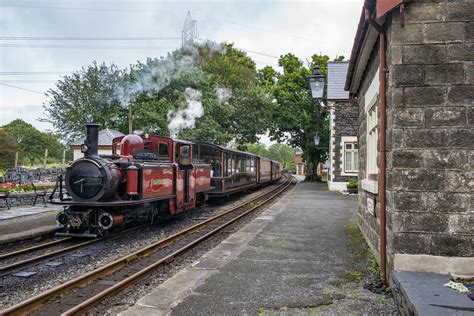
176,144,194,209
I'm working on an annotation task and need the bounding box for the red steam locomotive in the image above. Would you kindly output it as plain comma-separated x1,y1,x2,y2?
52,124,281,237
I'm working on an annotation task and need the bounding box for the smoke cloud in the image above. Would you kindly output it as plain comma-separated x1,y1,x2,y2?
167,87,204,138
106,41,227,137
111,41,225,108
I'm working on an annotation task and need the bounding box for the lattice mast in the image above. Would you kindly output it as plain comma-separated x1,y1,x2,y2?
182,11,198,47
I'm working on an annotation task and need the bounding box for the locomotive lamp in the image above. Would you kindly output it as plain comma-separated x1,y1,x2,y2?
308,65,325,107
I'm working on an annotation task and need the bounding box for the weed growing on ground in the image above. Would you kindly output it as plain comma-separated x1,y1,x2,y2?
345,221,392,297
367,250,380,284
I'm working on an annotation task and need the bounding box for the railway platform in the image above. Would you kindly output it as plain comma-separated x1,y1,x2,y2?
0,204,60,244
121,176,395,315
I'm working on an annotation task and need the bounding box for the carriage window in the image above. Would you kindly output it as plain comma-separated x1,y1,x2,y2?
158,142,169,156
235,155,241,173
226,153,233,176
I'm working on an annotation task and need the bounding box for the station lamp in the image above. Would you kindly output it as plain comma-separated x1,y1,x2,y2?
314,135,320,147
307,65,325,106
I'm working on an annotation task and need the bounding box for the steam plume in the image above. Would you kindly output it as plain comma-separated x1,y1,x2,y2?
167,87,204,138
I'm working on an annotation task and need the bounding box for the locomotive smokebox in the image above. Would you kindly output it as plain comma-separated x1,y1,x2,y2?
82,123,101,157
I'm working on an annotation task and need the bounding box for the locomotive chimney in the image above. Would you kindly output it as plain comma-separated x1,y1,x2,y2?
82,123,101,157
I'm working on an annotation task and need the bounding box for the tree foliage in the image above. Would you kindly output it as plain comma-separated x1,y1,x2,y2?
245,143,295,168
0,129,22,169
2,119,68,165
43,43,272,147
259,53,331,177
43,61,128,143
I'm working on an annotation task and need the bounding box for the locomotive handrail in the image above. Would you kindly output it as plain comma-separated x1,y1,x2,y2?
49,174,66,201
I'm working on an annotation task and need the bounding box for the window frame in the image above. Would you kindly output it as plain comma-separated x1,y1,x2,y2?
343,142,359,173
361,68,380,195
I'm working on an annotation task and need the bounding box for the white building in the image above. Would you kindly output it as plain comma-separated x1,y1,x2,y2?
69,129,124,160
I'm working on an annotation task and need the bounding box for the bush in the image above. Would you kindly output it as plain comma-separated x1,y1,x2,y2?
347,179,358,188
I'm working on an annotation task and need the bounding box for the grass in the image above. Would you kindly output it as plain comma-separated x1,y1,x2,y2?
341,221,368,283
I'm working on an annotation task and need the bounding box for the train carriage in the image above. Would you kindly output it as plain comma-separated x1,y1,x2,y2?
194,143,257,197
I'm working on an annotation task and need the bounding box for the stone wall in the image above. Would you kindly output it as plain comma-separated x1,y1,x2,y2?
0,193,51,208
331,102,358,183
385,1,473,274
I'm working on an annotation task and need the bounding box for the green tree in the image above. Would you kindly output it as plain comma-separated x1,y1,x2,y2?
244,143,269,157
43,61,128,142
0,129,23,169
42,43,273,147
200,43,273,145
2,119,67,165
133,43,273,146
262,53,331,180
267,143,295,167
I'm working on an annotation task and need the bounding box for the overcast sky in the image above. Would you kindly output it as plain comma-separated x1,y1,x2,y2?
0,0,363,139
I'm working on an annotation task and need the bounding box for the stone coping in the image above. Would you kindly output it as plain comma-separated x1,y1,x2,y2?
391,271,474,316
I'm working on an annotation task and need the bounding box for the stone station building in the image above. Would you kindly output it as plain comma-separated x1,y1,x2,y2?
345,0,473,283
327,61,359,191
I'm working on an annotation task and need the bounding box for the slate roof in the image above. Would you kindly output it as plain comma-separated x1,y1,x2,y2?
70,129,125,147
327,61,349,100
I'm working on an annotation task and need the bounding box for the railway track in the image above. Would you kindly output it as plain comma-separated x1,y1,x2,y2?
0,237,71,261
0,227,142,277
0,176,295,316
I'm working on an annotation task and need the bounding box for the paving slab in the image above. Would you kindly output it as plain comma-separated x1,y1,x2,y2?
121,180,366,315
0,205,60,244
0,204,60,221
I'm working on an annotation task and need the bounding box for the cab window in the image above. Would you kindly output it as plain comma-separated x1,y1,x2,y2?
158,142,169,156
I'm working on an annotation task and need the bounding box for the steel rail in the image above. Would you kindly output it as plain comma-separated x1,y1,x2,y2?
0,176,293,316
0,238,71,261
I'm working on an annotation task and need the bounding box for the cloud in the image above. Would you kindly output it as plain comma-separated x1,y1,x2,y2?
0,0,363,134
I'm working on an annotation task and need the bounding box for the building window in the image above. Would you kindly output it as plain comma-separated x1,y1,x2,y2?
344,142,358,172
367,105,378,179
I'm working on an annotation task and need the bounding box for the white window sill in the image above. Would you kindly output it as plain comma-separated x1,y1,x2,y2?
341,171,358,177
361,179,378,194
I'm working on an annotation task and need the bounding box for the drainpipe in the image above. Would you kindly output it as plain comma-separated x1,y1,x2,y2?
365,7,388,285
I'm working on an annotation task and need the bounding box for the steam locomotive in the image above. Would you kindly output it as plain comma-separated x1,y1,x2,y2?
52,124,281,237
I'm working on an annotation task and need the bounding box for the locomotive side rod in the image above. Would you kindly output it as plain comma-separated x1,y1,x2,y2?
0,176,294,316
